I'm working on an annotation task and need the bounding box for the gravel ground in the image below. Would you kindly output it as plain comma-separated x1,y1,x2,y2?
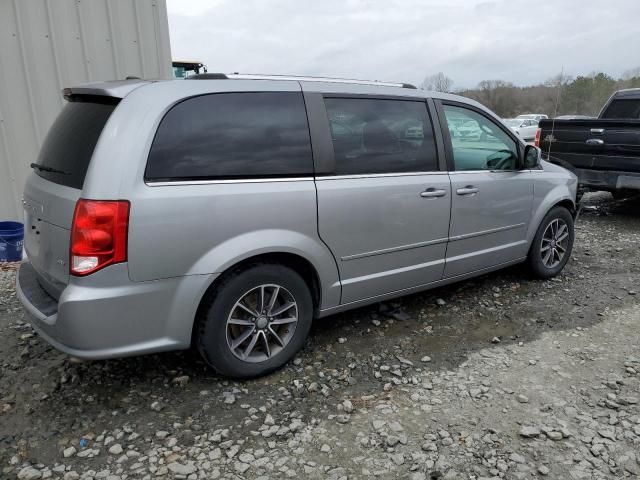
1,193,639,480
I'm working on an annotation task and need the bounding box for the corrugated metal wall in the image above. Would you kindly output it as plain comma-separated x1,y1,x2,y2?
0,0,172,221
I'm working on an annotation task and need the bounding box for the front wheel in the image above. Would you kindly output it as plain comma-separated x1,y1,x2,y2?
195,263,313,378
527,207,574,279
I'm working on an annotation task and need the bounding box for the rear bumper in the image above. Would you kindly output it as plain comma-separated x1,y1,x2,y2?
576,168,640,191
16,261,215,359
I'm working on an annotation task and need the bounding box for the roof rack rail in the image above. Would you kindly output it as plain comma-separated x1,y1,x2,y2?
186,72,417,89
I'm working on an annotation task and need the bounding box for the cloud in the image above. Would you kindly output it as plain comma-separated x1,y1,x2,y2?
166,0,640,88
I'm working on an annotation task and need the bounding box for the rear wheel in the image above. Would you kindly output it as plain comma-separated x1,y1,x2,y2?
611,189,634,200
196,263,313,378
527,207,574,279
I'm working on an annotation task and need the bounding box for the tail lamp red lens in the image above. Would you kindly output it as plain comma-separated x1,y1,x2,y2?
534,128,541,147
70,199,130,276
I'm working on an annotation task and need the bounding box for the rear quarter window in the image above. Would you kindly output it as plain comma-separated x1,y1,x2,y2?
145,92,313,181
601,99,640,119
34,98,117,189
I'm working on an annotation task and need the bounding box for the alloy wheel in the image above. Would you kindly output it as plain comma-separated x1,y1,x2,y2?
540,218,569,268
225,284,298,363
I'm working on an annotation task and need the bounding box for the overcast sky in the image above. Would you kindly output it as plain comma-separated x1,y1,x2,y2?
166,0,640,89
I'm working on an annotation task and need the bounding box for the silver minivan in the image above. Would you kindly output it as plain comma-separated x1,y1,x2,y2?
17,75,577,378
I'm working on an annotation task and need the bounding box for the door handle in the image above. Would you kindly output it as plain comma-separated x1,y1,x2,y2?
590,128,604,135
586,138,604,146
456,186,479,196
420,188,447,198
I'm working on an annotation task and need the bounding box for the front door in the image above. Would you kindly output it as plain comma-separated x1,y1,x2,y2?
314,96,451,304
439,102,534,278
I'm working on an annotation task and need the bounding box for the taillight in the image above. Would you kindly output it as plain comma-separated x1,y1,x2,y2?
534,128,541,147
70,199,130,276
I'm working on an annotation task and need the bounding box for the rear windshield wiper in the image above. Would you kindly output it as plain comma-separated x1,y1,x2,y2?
30,163,70,175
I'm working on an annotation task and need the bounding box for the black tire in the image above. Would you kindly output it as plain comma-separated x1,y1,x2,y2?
527,206,574,279
195,263,313,379
611,189,632,201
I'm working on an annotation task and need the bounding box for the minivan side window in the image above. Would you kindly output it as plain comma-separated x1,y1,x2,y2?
324,98,438,175
145,92,313,181
443,105,518,171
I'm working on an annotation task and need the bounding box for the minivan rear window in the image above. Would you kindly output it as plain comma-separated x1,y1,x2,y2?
34,97,118,189
145,92,313,181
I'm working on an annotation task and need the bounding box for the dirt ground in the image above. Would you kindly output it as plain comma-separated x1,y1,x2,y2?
1,193,639,480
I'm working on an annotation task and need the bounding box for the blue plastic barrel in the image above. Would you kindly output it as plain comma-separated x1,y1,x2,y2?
0,221,24,262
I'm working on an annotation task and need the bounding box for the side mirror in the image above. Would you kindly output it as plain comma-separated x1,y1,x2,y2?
523,144,542,169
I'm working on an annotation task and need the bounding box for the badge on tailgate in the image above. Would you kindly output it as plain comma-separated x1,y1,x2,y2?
22,197,43,257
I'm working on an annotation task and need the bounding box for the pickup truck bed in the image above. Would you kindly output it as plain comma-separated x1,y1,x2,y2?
538,89,640,195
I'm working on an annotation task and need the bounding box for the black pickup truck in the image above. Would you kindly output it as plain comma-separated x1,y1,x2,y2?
537,88,640,198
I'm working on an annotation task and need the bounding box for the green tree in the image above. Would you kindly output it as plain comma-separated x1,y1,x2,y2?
421,72,454,92
560,76,594,115
458,69,636,118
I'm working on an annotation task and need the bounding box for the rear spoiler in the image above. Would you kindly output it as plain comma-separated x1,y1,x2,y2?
62,79,155,100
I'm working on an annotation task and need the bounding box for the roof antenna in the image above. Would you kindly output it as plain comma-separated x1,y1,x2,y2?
548,66,563,160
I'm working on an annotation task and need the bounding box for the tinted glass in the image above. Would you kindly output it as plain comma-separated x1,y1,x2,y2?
146,92,313,180
601,99,640,119
443,105,518,171
324,98,438,175
34,98,117,189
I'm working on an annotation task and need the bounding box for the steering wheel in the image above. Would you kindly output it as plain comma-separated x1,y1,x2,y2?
486,150,515,170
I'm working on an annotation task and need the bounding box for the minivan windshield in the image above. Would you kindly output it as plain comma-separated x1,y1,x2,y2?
33,97,118,189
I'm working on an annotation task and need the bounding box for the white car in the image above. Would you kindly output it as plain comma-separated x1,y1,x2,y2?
516,113,548,121
457,119,483,140
504,118,539,141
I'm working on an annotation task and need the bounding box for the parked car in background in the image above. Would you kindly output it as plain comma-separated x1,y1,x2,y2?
503,118,539,141
517,113,548,121
446,118,464,137
18,75,577,378
554,115,596,120
538,88,640,199
456,119,482,140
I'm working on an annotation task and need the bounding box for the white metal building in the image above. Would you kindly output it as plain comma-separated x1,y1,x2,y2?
0,0,173,221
